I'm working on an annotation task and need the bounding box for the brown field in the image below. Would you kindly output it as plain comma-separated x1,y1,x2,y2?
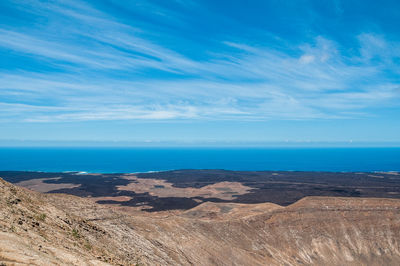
117,175,254,200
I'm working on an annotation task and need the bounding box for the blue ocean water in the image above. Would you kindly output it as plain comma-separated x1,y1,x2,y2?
0,147,399,173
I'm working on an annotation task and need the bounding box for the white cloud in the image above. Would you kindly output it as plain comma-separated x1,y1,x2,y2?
299,55,315,64
0,1,399,123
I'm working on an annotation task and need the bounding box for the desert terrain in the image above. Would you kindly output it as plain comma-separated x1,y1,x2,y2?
1,171,400,265
2,176,400,265
2,170,400,211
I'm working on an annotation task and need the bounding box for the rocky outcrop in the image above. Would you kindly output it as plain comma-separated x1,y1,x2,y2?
1,177,400,265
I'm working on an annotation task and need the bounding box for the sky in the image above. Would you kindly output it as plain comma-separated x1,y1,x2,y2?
0,0,399,146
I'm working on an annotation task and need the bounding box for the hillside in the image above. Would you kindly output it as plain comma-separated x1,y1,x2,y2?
2,177,400,265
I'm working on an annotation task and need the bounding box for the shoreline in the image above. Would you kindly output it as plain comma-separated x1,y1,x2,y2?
0,169,399,175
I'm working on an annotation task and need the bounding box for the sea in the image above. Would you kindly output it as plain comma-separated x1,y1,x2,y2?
0,147,399,173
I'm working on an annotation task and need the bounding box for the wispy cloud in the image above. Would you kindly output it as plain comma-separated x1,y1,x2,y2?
0,0,399,123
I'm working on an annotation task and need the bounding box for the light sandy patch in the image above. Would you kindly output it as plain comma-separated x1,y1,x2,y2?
91,196,133,202
15,177,81,193
368,175,384,178
117,176,254,200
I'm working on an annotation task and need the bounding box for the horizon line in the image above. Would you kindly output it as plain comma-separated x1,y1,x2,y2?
1,140,400,148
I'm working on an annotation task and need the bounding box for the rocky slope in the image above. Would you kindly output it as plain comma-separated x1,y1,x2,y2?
1,177,400,265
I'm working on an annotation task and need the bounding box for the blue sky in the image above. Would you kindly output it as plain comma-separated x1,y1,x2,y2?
0,0,399,145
